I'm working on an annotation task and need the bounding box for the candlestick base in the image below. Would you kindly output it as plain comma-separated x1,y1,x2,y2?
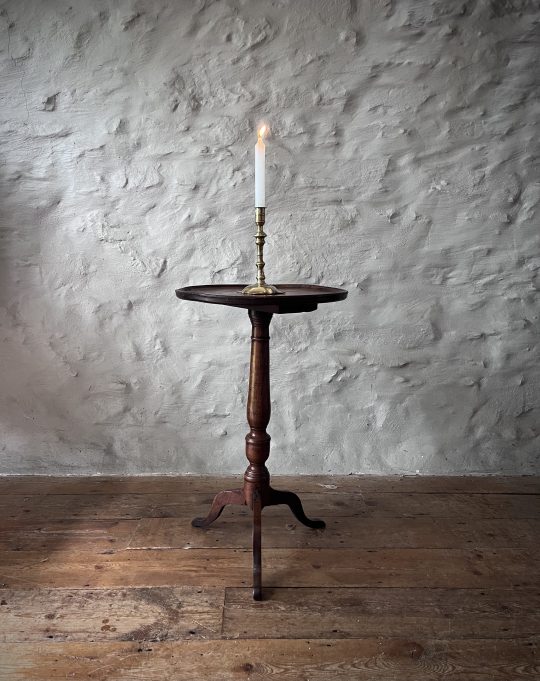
242,283,285,295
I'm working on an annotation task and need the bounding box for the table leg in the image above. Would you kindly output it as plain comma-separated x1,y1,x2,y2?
266,487,326,529
252,488,262,600
191,489,245,528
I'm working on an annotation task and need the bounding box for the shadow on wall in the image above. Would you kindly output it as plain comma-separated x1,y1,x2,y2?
0,167,190,476
0,168,100,473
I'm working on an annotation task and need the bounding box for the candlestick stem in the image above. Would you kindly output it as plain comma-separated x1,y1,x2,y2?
242,208,284,295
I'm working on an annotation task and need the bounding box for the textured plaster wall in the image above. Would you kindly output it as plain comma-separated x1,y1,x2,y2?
0,0,539,475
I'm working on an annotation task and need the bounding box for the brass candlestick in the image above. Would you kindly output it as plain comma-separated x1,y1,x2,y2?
242,207,284,295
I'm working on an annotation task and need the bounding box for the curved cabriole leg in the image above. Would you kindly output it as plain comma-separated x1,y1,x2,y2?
191,489,245,528
267,488,326,529
252,488,263,600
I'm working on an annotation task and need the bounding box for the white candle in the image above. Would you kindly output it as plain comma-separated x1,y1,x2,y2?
255,125,266,207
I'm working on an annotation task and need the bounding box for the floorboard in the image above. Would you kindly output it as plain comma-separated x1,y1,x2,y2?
1,638,539,680
0,475,538,680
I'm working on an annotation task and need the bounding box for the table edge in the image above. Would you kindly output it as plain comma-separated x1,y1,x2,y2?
175,284,348,311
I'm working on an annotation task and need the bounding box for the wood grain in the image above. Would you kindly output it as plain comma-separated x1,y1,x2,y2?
0,475,538,681
0,491,538,529
0,475,538,496
125,515,540,550
1,516,537,553
0,547,537,589
0,519,132,553
223,587,540,639
1,638,538,680
0,587,223,643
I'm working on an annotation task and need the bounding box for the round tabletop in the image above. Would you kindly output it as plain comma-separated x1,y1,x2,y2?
176,284,348,314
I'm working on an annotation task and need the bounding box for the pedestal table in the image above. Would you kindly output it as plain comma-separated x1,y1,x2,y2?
175,284,348,599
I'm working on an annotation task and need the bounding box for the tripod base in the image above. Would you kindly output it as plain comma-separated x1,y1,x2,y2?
192,484,325,600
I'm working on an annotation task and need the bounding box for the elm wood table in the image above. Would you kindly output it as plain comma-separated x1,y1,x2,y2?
175,284,348,599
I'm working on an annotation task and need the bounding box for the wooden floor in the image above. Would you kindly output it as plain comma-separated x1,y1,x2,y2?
0,475,538,680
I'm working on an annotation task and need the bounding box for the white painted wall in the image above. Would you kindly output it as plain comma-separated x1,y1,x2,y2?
1,0,539,475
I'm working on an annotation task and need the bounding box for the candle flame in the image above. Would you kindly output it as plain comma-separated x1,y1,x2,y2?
258,125,267,140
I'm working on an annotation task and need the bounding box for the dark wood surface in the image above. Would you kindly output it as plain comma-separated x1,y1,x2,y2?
176,283,348,313
0,475,538,679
